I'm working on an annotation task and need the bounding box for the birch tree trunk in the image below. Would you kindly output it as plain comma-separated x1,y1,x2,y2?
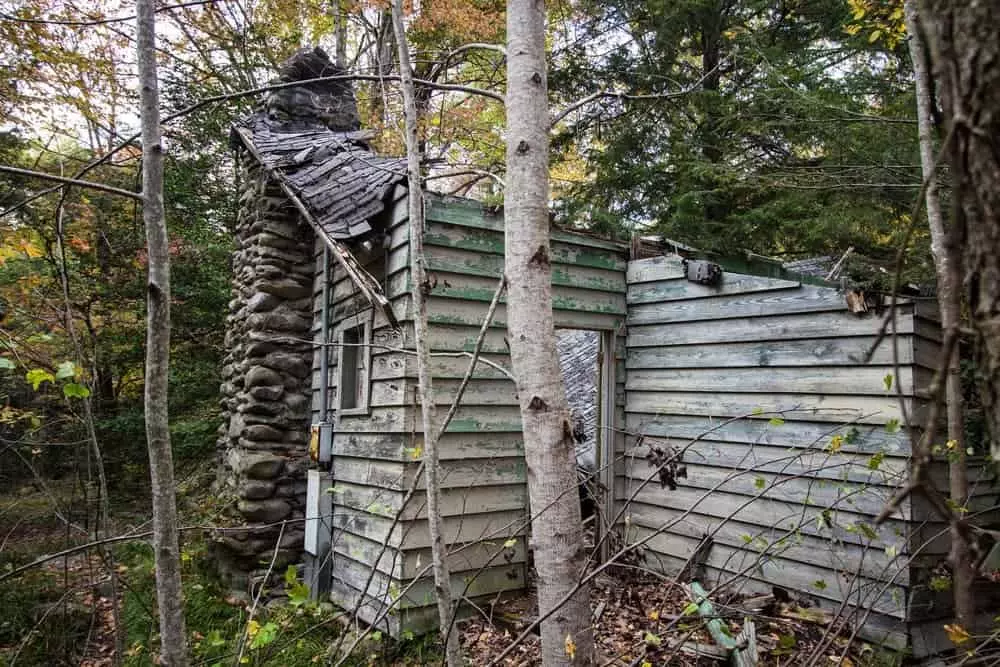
137,2,190,664
390,3,463,664
505,1,596,663
903,0,975,630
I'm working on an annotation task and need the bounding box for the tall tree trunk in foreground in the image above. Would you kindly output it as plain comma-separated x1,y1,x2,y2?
903,0,975,630
137,2,190,664
332,0,348,67
918,0,1000,632
505,2,596,664
390,2,463,664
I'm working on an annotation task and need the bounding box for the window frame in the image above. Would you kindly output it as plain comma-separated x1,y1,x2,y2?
334,309,373,418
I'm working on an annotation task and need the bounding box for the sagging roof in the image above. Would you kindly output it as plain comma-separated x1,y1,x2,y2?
231,113,406,242
230,47,406,328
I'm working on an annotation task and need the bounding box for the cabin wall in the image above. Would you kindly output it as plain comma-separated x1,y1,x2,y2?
621,255,932,651
417,197,629,562
309,190,418,633
314,192,629,635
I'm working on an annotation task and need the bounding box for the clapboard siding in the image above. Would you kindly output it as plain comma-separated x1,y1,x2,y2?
320,192,628,637
620,256,935,650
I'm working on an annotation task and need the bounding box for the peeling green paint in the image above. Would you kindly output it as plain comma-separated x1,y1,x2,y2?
446,417,523,433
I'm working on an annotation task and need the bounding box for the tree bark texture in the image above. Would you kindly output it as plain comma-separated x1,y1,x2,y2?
390,3,463,664
505,1,596,664
918,0,1000,632
137,2,190,664
903,0,975,630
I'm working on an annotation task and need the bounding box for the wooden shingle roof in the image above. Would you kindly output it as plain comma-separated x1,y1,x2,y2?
232,112,406,242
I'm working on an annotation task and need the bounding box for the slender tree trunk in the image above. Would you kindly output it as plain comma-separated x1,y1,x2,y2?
332,0,348,67
136,2,190,664
390,3,463,664
505,2,595,664
904,0,975,630
918,0,1000,634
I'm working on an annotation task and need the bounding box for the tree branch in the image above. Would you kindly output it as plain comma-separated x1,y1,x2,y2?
0,165,142,200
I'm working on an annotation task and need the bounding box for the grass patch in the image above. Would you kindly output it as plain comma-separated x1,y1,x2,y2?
117,539,441,666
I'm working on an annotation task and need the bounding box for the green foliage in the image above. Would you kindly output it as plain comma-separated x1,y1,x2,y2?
24,369,54,391
114,537,443,667
551,0,930,276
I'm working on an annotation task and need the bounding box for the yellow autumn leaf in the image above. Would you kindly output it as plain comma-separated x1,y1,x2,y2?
565,633,576,660
642,662,653,667
945,623,971,645
19,241,42,258
247,619,261,638
648,609,660,621
946,439,958,450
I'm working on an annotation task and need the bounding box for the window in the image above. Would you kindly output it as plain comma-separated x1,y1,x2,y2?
337,315,371,415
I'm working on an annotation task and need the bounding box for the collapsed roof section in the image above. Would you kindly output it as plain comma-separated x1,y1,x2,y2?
232,115,406,242
230,47,406,328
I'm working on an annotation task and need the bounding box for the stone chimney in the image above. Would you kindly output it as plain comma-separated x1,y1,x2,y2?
264,47,360,131
213,47,358,595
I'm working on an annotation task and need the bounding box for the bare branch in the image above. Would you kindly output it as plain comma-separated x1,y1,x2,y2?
0,165,142,200
0,0,218,27
550,65,720,127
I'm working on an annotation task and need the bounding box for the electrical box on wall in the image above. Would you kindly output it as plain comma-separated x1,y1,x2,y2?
308,422,333,463
304,469,332,557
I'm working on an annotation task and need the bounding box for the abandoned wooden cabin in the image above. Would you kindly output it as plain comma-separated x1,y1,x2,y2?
214,47,996,657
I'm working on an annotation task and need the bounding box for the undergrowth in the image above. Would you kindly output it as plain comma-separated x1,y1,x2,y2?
116,539,441,666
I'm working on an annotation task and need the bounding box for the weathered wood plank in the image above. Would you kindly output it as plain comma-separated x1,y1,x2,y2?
626,255,685,283
330,506,525,550
425,198,627,252
332,431,525,461
620,461,897,516
628,310,912,347
421,220,628,271
416,295,624,331
334,406,414,434
627,526,910,619
330,577,521,638
331,480,527,520
417,244,626,292
332,552,525,610
623,413,911,454
331,532,404,579
424,323,511,354
436,405,525,433
625,366,914,396
334,455,527,491
369,378,520,408
399,538,528,580
627,337,915,370
616,488,921,553
624,503,908,583
627,275,802,305
371,352,513,381
627,285,849,325
622,438,908,485
625,390,908,425
423,271,626,316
